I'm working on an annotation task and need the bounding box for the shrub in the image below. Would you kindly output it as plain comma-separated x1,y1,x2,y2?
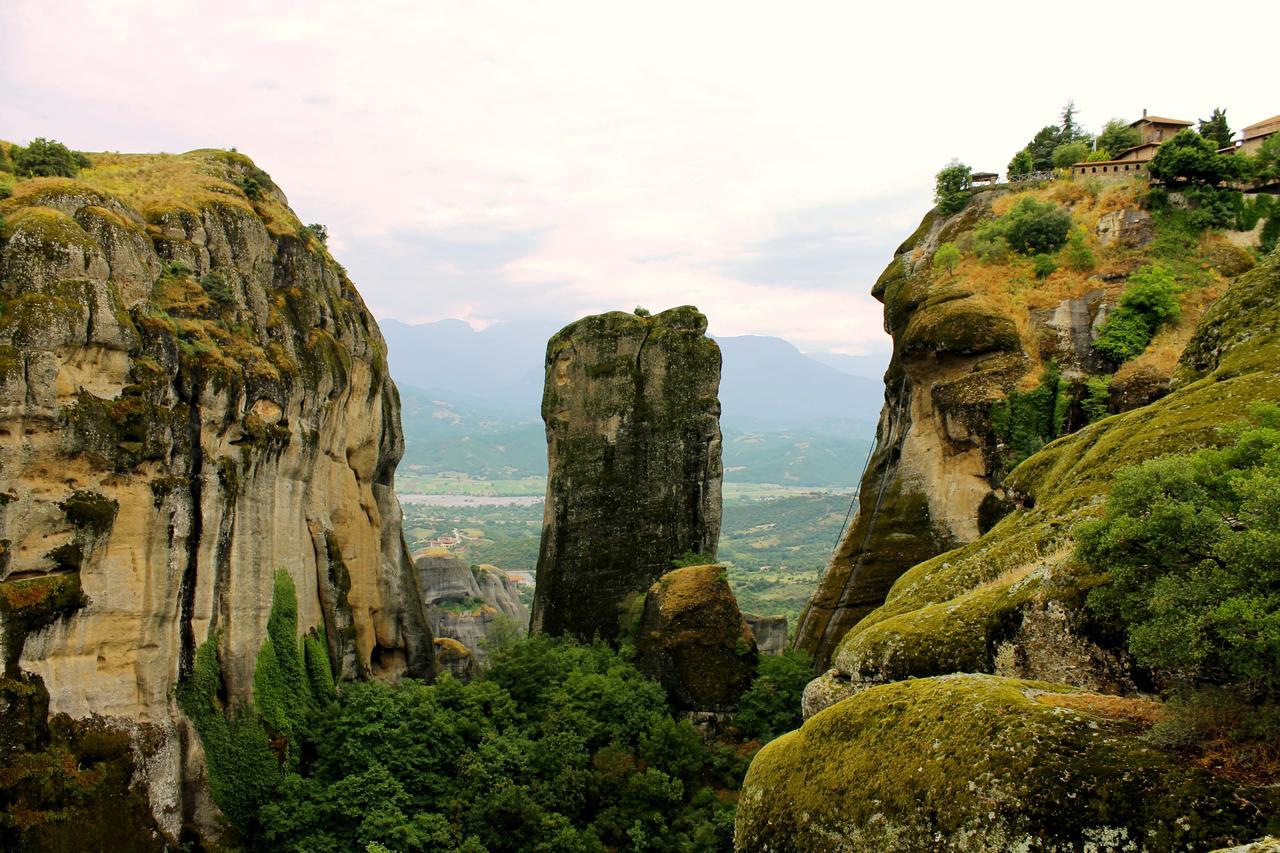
1081,376,1111,423
302,223,328,245
12,138,85,178
1079,404,1280,698
1007,148,1034,178
633,306,651,317
1064,227,1096,271
0,186,10,201
932,242,961,278
971,219,1010,263
1092,265,1180,363
934,160,972,214
1255,133,1280,184
1001,197,1072,256
1032,253,1057,278
199,271,235,307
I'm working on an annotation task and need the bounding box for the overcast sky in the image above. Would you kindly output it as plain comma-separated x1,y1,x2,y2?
1,1,1274,353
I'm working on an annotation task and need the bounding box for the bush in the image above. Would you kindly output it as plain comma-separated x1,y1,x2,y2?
1001,197,1072,256
1032,253,1057,278
1007,148,1034,178
971,219,1010,263
1080,404,1280,699
199,271,235,307
934,160,972,214
1092,265,1180,363
1064,227,1096,271
12,138,86,178
302,223,328,245
735,650,813,742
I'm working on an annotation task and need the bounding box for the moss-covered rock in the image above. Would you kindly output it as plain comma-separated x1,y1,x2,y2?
634,564,757,711
736,674,1279,851
531,306,723,641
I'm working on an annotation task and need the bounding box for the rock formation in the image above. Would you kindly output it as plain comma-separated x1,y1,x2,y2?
736,189,1280,848
634,564,757,711
743,613,787,656
530,307,723,641
794,185,1258,667
0,148,432,842
416,547,529,673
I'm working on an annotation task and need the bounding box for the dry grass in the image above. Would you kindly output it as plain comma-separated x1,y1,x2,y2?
1035,692,1163,726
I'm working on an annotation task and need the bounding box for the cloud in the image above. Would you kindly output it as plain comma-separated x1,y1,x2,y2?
0,0,1272,353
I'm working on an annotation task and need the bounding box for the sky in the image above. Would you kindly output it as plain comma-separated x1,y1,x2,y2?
1,1,1275,354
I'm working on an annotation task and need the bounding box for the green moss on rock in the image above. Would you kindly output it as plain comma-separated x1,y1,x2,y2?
736,674,1279,851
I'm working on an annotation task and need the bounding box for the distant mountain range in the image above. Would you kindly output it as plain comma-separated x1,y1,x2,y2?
382,317,888,487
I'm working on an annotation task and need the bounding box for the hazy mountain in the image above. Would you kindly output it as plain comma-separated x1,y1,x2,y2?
804,349,891,382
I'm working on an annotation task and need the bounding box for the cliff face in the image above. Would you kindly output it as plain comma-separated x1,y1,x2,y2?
794,181,1249,666
416,548,529,675
0,149,432,839
736,183,1280,849
531,306,723,641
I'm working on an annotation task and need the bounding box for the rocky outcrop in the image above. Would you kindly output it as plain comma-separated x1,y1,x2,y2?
743,613,787,656
793,183,1252,667
737,675,1277,852
416,548,529,672
0,149,433,841
737,242,1280,847
530,307,723,641
634,564,756,711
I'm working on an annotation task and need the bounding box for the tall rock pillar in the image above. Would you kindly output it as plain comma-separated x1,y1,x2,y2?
531,306,723,641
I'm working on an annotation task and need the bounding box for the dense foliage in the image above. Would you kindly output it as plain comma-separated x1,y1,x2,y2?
973,197,1071,259
734,650,812,742
1149,130,1243,185
254,634,748,852
1095,119,1140,159
1007,102,1093,175
10,137,89,178
1091,265,1180,363
934,160,972,214
1198,108,1234,151
1080,403,1280,697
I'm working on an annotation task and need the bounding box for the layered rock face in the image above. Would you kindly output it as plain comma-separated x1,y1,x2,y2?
416,548,529,675
736,201,1280,847
634,564,757,711
531,307,723,641
743,613,787,656
794,182,1253,667
0,150,432,840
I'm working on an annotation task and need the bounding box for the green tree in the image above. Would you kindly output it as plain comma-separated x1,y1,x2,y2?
735,650,813,742
1149,130,1232,185
934,160,973,214
1198,107,1234,150
1064,227,1095,272
1096,119,1141,159
1051,141,1090,169
1026,125,1065,171
932,242,961,278
1059,99,1090,144
1255,133,1280,184
12,137,85,178
1080,403,1280,697
1007,148,1034,178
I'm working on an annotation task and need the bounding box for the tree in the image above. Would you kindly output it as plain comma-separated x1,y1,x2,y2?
1080,403,1280,697
303,223,329,245
1198,108,1234,150
1026,125,1065,171
1051,141,1091,169
1149,130,1232,185
1007,148,1034,178
1059,99,1090,144
1255,133,1280,184
1092,265,1180,363
735,650,814,741
934,160,972,214
12,137,84,178
932,242,961,279
1096,119,1141,159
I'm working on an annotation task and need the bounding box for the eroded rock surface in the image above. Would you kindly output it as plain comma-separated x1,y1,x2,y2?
0,150,433,840
743,612,787,656
634,564,756,711
416,548,529,672
531,307,723,641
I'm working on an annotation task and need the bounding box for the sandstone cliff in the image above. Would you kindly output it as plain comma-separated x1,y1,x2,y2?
531,307,723,641
416,547,529,676
795,180,1253,666
736,184,1280,849
0,148,432,841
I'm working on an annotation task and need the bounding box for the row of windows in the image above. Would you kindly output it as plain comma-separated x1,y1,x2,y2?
1075,162,1145,174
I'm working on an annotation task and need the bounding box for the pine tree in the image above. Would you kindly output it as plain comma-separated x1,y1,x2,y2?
1198,108,1233,150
